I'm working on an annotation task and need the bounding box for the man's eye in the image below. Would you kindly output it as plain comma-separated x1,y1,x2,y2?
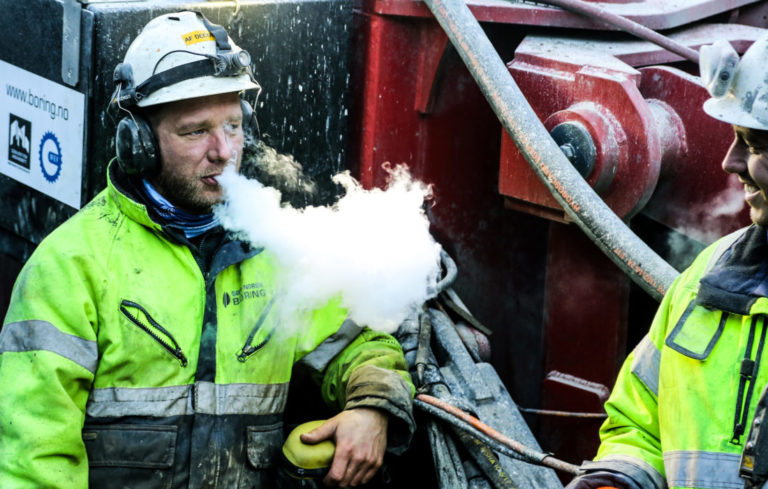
224,121,242,133
184,129,205,137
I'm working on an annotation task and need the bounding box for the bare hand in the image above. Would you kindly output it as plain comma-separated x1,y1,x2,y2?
300,408,388,487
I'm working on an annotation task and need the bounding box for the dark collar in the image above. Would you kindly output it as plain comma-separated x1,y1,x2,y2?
698,225,768,315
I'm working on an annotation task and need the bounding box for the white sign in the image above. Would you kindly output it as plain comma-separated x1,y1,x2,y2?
0,59,85,209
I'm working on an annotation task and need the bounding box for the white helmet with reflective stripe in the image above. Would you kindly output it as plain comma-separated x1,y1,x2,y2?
113,11,259,108
701,33,768,130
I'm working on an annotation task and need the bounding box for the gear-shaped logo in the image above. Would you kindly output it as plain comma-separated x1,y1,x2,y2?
39,131,62,183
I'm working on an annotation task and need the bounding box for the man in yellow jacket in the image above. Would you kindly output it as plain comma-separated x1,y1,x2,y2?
0,11,414,489
566,33,768,489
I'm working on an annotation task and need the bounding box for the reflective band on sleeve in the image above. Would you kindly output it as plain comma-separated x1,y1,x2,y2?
298,319,364,372
585,455,667,489
631,334,660,397
664,450,743,489
87,382,289,417
0,320,98,374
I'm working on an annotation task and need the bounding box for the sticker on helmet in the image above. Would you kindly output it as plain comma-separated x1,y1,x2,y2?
182,30,214,46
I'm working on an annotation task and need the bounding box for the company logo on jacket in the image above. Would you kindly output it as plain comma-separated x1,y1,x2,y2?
223,282,267,307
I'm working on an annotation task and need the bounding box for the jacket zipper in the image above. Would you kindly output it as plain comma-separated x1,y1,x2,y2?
732,315,767,444
120,299,189,367
237,297,277,362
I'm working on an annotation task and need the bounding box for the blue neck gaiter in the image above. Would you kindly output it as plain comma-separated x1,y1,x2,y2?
141,179,220,238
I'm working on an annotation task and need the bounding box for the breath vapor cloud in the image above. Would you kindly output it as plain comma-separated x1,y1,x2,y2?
214,162,443,333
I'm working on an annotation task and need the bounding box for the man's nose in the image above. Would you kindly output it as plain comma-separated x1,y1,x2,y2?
722,135,749,175
208,127,237,163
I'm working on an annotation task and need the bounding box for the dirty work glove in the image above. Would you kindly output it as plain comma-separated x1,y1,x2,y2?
564,470,641,489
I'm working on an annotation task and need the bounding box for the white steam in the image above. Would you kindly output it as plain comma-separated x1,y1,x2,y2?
707,184,746,218
674,183,745,244
663,181,746,271
214,163,443,333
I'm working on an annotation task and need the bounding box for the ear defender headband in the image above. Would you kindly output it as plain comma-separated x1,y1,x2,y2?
111,11,260,177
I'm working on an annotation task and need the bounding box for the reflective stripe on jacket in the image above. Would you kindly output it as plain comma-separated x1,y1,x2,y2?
0,163,415,489
590,225,768,489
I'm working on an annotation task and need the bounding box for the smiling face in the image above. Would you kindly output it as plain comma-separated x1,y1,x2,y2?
148,92,244,213
723,126,768,227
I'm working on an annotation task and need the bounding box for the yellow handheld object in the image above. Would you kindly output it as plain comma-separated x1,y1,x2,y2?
281,420,336,479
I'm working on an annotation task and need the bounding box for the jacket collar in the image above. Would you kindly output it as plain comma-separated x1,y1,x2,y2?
106,160,262,272
106,159,164,233
698,225,768,315
107,160,215,243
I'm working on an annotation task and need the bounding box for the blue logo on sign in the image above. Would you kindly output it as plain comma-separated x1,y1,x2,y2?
39,131,62,183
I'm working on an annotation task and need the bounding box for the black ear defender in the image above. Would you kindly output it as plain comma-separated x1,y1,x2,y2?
110,62,162,176
115,115,161,176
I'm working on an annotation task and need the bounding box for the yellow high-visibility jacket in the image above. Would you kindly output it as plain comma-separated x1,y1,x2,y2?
587,225,768,489
0,163,415,489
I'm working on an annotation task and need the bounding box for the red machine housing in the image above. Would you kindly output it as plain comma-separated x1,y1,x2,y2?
501,25,757,229
350,0,760,467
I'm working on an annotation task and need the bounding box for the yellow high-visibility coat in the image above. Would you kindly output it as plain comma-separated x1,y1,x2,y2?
589,225,768,489
0,162,414,489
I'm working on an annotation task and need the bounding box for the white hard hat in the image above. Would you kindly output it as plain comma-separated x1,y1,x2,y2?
113,11,260,108
701,33,768,130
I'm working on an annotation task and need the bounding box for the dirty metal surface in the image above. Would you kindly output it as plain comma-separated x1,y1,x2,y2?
500,23,762,231
639,66,751,244
357,0,763,31
536,223,629,466
515,23,764,67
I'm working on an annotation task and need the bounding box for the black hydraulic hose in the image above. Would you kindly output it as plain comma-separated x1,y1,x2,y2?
530,0,699,63
450,427,518,488
416,397,538,465
416,394,581,475
415,309,433,385
426,420,470,488
422,0,680,301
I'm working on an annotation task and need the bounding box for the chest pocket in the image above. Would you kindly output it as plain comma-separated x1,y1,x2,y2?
665,300,727,360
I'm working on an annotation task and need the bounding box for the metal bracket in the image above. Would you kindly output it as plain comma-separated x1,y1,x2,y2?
60,0,82,87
